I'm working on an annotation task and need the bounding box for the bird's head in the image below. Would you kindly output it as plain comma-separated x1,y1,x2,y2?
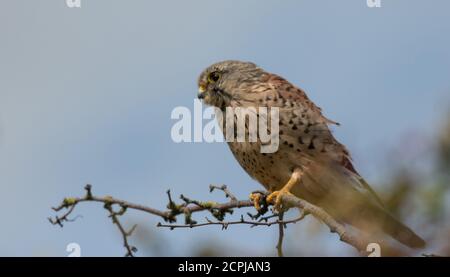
197,60,264,109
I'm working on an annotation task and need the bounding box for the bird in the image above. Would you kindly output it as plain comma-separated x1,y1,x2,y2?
197,60,426,249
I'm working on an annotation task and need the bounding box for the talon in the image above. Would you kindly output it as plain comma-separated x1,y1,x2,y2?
267,189,293,212
249,193,262,211
267,169,303,212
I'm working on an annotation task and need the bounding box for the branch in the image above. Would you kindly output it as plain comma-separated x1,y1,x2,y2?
277,212,285,257
103,202,138,257
276,193,368,252
157,213,306,229
49,184,370,256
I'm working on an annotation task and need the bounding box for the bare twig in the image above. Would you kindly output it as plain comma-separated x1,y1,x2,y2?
209,184,238,202
104,204,137,257
157,214,306,230
277,212,285,257
49,184,372,256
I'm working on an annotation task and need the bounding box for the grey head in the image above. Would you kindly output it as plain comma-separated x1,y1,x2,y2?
197,60,265,109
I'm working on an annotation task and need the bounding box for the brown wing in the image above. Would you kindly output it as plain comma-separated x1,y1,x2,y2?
263,74,351,166
265,73,386,206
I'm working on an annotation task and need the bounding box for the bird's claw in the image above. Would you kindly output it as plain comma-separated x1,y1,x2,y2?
249,191,266,211
267,189,293,212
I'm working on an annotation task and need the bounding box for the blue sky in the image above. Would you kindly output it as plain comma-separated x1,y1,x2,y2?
0,0,449,256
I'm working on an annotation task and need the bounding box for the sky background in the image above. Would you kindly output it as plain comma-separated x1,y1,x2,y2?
0,0,449,256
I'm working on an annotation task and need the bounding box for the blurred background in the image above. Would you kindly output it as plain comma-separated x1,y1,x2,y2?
0,0,449,256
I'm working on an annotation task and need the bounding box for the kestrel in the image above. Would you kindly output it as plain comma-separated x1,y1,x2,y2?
197,60,426,249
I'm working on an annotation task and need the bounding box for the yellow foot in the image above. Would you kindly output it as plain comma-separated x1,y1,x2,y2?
249,192,264,211
266,189,293,212
267,169,303,211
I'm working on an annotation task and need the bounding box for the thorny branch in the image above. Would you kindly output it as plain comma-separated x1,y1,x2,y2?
49,184,373,256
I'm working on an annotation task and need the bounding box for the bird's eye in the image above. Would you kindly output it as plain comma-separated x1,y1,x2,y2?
208,71,221,83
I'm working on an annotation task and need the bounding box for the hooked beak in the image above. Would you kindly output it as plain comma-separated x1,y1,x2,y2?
197,84,206,99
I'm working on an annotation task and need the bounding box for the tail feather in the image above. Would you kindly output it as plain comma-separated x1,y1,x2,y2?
297,161,426,249
379,210,426,249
